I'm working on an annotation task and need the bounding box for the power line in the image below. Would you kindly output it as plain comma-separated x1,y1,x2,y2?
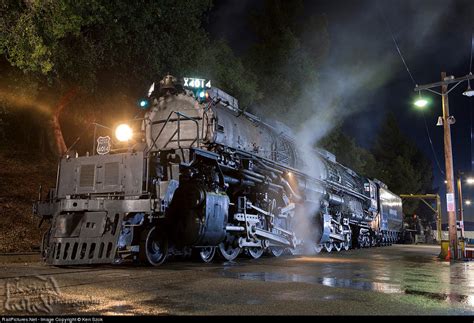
376,4,417,86
377,4,446,176
469,32,473,74
422,111,445,176
469,32,473,173
469,100,474,172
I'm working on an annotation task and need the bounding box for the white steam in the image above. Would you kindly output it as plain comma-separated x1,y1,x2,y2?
286,0,456,253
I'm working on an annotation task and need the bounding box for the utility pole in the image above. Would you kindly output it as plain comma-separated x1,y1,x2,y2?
456,172,464,240
414,72,474,260
441,72,458,259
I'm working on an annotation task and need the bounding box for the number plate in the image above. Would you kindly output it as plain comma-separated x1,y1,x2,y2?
183,77,211,89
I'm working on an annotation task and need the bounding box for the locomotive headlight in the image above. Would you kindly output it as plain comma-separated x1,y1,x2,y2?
115,124,133,142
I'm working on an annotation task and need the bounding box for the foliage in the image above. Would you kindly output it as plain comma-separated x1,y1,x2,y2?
244,0,329,126
0,0,259,154
371,113,434,217
319,127,377,178
0,0,211,90
319,113,435,221
191,40,260,108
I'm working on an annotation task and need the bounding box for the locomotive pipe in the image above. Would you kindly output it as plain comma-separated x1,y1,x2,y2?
219,164,238,173
327,180,369,201
226,225,245,232
224,175,255,187
280,178,303,202
242,169,265,180
243,174,264,183
253,166,278,180
256,160,284,175
268,182,284,192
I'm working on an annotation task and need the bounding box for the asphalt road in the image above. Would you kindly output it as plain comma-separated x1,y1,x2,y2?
1,244,474,315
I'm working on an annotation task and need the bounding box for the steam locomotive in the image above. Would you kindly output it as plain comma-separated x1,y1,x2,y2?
34,74,403,266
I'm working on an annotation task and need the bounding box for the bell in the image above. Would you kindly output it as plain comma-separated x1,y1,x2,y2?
448,116,456,125
160,74,176,89
159,74,177,95
436,116,443,126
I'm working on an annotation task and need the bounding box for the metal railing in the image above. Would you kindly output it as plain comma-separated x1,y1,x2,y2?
146,111,200,155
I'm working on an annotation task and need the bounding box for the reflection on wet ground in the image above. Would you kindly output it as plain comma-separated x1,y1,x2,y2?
219,245,474,307
3,244,474,315
221,271,404,293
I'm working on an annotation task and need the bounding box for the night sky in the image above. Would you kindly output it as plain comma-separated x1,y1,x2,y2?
208,0,474,222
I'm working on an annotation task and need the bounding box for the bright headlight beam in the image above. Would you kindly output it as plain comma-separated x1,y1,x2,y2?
115,124,133,142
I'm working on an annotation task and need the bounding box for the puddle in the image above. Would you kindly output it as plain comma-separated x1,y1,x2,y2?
221,270,472,304
404,289,469,303
221,271,402,294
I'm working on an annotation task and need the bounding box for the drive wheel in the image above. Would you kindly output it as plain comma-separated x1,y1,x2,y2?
269,247,284,257
199,247,216,263
218,236,241,261
357,234,364,248
248,247,264,259
314,244,323,254
140,227,168,266
343,235,351,251
324,242,333,253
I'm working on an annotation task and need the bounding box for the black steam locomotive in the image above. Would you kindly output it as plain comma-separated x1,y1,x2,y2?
35,75,403,266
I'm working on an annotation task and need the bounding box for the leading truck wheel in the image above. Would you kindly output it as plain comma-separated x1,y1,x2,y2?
140,227,168,266
199,247,216,263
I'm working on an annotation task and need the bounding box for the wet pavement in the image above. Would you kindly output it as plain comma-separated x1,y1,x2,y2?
1,244,474,315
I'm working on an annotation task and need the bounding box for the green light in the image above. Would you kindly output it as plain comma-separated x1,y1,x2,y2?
138,98,149,109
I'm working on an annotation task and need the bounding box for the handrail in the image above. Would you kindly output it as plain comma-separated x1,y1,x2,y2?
146,110,200,156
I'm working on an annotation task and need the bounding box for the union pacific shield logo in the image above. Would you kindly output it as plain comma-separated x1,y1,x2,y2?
96,136,111,155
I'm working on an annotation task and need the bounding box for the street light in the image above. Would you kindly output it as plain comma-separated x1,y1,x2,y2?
466,200,472,206
414,72,474,260
414,92,428,108
466,177,474,185
463,73,474,97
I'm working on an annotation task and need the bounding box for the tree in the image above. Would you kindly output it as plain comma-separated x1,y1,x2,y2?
190,40,260,108
318,126,377,178
372,113,434,217
318,114,435,224
1,0,258,156
244,0,329,127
